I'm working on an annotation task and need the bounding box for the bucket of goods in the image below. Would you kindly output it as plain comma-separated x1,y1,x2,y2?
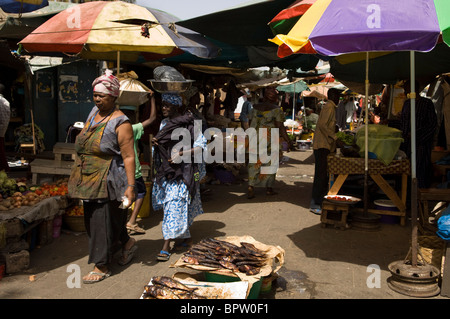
374,199,399,224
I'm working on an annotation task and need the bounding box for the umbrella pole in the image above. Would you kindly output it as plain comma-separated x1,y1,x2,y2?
410,51,418,267
292,84,296,135
364,52,369,215
117,51,121,75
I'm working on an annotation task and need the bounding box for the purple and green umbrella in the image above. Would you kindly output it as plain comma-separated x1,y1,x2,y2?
270,0,450,275
270,0,450,57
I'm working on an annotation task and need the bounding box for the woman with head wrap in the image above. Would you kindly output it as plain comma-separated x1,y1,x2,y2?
68,69,137,283
151,92,207,261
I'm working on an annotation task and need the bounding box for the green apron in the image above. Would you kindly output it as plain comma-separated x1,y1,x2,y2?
68,112,114,200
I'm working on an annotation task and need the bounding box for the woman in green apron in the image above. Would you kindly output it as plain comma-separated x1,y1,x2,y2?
68,70,137,284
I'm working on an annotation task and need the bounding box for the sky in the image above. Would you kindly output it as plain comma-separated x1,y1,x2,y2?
136,0,258,20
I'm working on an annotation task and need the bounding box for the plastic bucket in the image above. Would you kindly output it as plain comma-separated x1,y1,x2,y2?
137,182,152,218
374,199,399,224
204,272,262,299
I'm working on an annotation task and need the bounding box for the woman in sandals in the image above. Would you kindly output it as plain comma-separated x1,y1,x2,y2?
151,91,207,262
68,70,137,283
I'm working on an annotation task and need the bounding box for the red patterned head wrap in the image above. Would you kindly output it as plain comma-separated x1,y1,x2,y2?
92,69,120,97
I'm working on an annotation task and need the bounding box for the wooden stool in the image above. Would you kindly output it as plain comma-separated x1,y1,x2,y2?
321,202,350,230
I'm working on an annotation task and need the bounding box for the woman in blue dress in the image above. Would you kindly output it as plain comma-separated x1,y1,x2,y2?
152,93,206,261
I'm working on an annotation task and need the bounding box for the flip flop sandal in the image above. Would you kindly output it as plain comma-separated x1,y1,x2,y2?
83,271,111,284
118,244,138,266
310,208,322,215
157,250,171,262
126,224,146,234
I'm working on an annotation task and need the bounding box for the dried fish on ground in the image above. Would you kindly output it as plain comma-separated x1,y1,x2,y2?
182,238,269,276
143,276,206,299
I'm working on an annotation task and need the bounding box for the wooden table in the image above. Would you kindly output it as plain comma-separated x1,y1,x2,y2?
327,156,410,226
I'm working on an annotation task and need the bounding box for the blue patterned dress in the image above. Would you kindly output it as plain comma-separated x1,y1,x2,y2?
152,118,207,240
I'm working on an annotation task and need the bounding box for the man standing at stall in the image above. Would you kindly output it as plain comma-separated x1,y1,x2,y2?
0,83,10,171
400,80,437,188
310,88,341,215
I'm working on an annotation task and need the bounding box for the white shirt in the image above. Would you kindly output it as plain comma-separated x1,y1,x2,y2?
0,94,10,137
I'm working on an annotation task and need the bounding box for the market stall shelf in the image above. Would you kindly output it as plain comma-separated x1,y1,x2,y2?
327,156,410,226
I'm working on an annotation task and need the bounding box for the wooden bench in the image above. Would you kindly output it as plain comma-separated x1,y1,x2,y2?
53,142,76,162
30,159,151,184
30,158,74,184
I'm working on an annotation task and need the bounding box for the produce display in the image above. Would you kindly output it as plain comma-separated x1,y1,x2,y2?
181,238,268,276
336,131,355,145
0,170,69,211
143,276,206,299
65,205,84,216
324,195,361,204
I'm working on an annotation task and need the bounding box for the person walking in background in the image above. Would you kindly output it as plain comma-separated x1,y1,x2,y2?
400,80,437,188
239,90,253,130
126,93,157,234
310,88,341,215
0,83,10,171
152,92,207,262
68,70,137,284
247,86,292,199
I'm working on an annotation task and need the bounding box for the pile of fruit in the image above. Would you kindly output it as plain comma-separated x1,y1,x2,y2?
66,205,83,216
0,170,69,211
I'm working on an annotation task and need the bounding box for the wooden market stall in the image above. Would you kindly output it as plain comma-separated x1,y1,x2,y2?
327,155,410,226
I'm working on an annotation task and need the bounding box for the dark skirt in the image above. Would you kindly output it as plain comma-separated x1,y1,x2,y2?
83,200,130,266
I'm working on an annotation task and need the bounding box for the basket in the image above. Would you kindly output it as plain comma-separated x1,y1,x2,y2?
418,235,445,270
63,215,86,232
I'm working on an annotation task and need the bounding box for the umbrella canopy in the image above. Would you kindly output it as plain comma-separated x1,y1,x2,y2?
277,80,309,93
268,0,317,36
175,0,320,70
330,41,450,84
270,0,450,57
19,1,219,62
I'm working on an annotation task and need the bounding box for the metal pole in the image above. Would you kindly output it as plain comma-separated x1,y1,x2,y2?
410,51,418,267
364,52,369,214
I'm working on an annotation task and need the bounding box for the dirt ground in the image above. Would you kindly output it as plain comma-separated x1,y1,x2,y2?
0,149,446,304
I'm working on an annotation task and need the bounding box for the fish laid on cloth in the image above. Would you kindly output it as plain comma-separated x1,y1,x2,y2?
181,238,269,276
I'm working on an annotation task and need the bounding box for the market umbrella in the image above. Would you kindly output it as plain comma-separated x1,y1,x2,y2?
268,0,317,36
19,1,220,68
277,79,309,131
269,0,450,276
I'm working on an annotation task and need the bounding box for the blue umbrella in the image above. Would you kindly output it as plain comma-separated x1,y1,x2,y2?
0,0,48,13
